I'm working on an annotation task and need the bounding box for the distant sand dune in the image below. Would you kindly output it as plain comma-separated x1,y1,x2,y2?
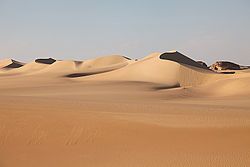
33,60,80,75
76,52,181,88
78,55,130,70
0,61,51,76
32,55,131,77
74,52,222,88
65,62,129,78
61,55,131,77
0,52,245,90
0,59,24,69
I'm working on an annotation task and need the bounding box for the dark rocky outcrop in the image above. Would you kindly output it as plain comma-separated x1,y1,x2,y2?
209,61,241,71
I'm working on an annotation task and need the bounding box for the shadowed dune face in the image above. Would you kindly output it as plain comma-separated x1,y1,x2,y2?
196,61,208,68
3,60,24,69
65,70,113,78
122,56,131,60
35,58,56,64
66,73,97,78
160,51,209,70
0,59,24,69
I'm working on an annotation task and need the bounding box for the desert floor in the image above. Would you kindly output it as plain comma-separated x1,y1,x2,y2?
0,52,250,166
0,76,250,167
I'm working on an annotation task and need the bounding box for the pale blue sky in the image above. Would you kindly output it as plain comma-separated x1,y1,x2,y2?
0,0,249,65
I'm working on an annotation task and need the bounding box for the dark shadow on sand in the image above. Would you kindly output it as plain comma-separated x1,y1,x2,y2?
159,51,209,70
35,58,56,64
152,84,180,90
3,60,24,69
218,71,235,74
65,73,94,78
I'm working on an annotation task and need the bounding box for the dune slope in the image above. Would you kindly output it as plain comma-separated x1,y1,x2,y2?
0,59,24,69
75,52,223,88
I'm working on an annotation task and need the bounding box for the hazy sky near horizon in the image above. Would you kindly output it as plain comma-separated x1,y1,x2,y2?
0,0,250,64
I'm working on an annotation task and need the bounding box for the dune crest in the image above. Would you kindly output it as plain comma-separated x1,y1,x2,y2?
74,52,222,88
0,60,52,76
0,59,24,69
75,52,180,88
33,60,81,75
79,55,130,70
160,51,209,69
63,55,131,77
0,52,249,92
35,58,56,64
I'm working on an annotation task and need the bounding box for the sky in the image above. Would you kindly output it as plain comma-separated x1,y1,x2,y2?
0,0,250,65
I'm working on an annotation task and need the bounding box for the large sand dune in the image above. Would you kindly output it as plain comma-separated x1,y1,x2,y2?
29,55,131,77
0,60,52,76
75,51,223,88
76,52,181,87
69,55,131,77
33,60,81,76
0,51,250,167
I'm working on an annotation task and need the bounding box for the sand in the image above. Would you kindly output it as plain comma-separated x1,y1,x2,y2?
0,59,24,70
0,51,250,167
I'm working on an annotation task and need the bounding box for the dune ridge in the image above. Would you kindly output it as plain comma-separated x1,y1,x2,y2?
1,55,131,77
160,51,209,69
74,52,224,88
35,58,56,64
0,51,247,89
0,61,51,76
0,59,24,69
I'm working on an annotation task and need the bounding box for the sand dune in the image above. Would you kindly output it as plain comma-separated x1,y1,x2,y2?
0,61,50,76
65,63,129,78
78,54,131,70
77,52,180,87
75,51,222,88
0,59,24,69
160,51,209,69
193,70,250,96
31,55,131,77
33,60,81,76
0,51,250,167
0,55,131,77
62,55,131,77
83,54,129,66
0,59,12,68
